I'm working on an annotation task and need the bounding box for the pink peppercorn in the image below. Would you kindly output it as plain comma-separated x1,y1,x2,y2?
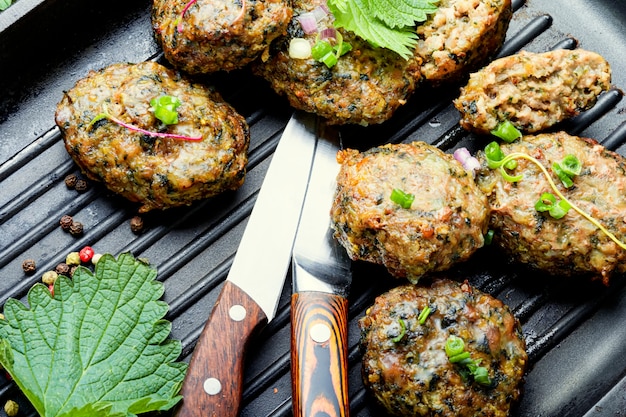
79,246,95,263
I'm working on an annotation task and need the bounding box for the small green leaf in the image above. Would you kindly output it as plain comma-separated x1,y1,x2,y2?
0,253,187,417
0,0,12,11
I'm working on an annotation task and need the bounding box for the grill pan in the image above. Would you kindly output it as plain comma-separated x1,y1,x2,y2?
1,0,626,416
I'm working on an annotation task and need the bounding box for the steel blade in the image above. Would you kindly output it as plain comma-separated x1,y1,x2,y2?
227,111,317,322
292,119,351,296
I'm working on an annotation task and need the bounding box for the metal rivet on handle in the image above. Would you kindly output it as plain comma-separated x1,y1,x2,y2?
204,377,222,396
310,323,331,343
229,304,247,321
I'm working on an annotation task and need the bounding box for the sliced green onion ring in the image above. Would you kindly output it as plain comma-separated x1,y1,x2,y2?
150,95,182,125
445,335,465,357
390,188,415,209
311,39,333,60
552,162,574,188
535,192,558,213
561,154,582,176
472,366,491,386
418,306,431,324
490,120,522,143
484,141,505,169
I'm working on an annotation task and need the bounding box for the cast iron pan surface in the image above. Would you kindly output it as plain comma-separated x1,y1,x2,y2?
1,0,626,416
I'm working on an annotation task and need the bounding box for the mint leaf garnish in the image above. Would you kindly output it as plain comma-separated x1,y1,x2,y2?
0,253,187,417
328,0,439,59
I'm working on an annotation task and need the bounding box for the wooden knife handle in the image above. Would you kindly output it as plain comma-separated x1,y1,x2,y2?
175,280,267,417
291,291,350,417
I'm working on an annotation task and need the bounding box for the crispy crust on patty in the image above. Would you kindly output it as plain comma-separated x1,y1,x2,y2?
475,132,626,283
331,142,489,282
359,279,527,417
454,49,612,134
414,0,512,85
252,0,422,125
55,61,249,212
152,0,292,74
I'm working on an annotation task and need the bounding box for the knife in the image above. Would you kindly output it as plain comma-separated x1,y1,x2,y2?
174,112,318,417
290,119,352,417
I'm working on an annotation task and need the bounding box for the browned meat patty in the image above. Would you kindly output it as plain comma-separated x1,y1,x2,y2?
330,142,489,282
152,0,292,74
475,131,626,283
55,61,249,213
414,0,512,85
252,0,422,125
359,279,527,417
454,49,612,134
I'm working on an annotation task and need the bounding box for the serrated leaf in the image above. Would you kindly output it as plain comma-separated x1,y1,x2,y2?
329,0,418,59
366,0,439,28
0,253,187,417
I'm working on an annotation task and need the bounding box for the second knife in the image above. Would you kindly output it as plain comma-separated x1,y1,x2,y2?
290,120,352,417
175,112,318,417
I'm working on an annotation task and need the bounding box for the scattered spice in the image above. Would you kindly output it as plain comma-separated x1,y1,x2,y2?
60,215,73,231
91,253,103,265
21,259,36,275
55,263,71,276
69,221,84,236
42,271,58,286
130,216,144,234
64,174,78,189
79,246,95,263
66,252,81,266
74,179,89,192
4,399,18,416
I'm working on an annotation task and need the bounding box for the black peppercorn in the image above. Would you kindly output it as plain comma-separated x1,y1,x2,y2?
130,216,144,234
69,221,84,236
60,215,73,231
64,174,78,189
55,263,71,276
22,259,37,275
74,179,89,192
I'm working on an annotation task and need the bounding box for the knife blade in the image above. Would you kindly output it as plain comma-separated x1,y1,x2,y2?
290,119,352,417
174,112,318,417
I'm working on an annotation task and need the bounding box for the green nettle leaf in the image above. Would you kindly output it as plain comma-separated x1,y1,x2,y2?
0,0,12,11
0,253,187,417
328,0,439,59
329,0,418,59
366,0,439,28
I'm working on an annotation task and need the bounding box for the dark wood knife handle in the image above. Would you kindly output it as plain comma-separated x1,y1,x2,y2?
291,291,350,417
175,280,267,417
